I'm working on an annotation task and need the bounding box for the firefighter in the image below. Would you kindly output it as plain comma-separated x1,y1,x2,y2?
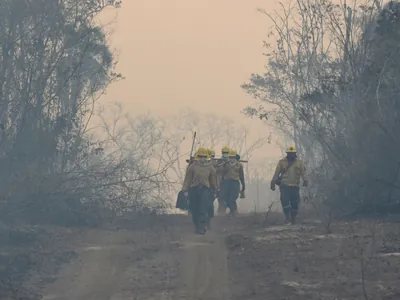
221,146,230,161
182,147,218,234
218,149,245,217
205,148,218,229
216,146,230,213
270,146,308,225
209,149,216,160
181,152,200,216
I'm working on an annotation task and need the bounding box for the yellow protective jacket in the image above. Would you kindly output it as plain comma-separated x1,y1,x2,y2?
218,161,245,188
272,157,307,187
182,162,218,191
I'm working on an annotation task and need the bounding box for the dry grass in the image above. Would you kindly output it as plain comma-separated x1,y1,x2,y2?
225,213,400,300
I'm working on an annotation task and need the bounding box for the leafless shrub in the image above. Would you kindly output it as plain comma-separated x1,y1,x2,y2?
95,102,180,216
345,220,381,300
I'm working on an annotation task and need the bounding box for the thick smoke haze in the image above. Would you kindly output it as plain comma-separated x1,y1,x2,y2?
98,0,282,158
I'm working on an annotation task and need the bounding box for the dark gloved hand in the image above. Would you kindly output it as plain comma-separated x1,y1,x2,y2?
270,181,276,191
303,180,308,187
239,189,245,199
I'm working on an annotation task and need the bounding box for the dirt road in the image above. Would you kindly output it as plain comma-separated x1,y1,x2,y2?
15,213,400,299
40,216,231,300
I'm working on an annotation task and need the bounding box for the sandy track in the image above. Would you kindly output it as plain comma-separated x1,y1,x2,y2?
178,224,230,299
40,217,231,300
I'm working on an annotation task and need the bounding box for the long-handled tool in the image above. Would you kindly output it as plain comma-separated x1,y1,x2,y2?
187,131,197,162
213,158,248,163
186,157,248,163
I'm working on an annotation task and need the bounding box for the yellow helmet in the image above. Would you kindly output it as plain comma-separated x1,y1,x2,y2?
286,146,297,153
221,146,230,153
196,147,208,157
228,149,237,157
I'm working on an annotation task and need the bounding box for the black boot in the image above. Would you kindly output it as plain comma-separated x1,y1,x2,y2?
284,215,291,225
196,227,206,235
290,212,297,225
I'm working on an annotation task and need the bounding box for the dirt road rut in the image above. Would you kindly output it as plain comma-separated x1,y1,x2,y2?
178,230,230,300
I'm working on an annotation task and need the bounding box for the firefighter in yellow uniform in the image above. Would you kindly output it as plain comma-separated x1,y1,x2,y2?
182,147,218,234
209,148,216,160
270,146,308,225
181,152,200,215
209,149,218,172
205,148,218,228
216,146,230,213
221,146,230,161
218,149,245,217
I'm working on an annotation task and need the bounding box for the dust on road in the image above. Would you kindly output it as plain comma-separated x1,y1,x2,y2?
40,216,231,300
178,220,231,300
